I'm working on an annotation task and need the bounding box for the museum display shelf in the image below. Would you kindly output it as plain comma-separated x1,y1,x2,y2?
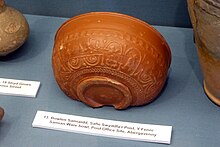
0,14,219,147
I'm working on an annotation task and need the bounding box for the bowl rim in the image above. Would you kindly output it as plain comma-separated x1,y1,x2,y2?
54,12,171,67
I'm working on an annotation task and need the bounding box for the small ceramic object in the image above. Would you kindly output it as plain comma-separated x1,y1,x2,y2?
52,12,171,109
0,107,4,121
0,0,29,56
188,0,220,106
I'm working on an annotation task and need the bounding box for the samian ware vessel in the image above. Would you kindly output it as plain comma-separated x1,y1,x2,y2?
52,12,171,109
0,107,4,121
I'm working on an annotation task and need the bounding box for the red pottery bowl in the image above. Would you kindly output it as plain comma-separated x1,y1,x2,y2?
0,107,4,121
52,12,171,109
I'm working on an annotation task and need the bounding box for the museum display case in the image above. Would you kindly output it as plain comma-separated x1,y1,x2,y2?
0,0,220,147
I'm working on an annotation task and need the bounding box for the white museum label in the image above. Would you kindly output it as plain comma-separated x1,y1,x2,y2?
32,111,172,144
0,78,40,97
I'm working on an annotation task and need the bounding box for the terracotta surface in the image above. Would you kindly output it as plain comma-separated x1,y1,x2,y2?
188,0,220,106
52,12,171,109
0,107,4,121
0,0,29,56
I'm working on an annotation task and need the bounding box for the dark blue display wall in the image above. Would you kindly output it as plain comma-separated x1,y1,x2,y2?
6,0,191,28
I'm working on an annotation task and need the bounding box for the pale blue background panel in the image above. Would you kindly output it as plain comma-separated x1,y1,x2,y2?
0,14,219,147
